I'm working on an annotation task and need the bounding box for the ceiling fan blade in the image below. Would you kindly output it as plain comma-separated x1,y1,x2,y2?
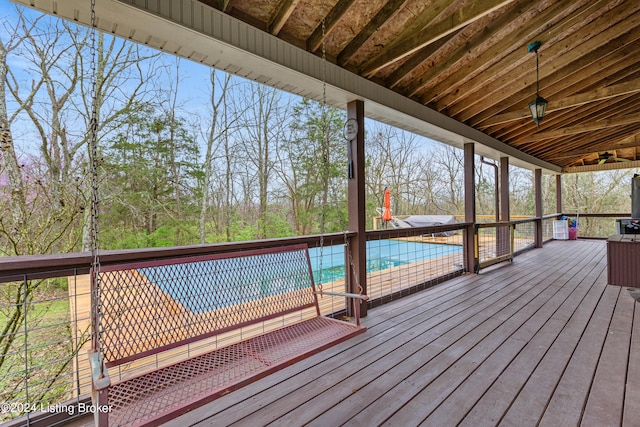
599,158,606,165
613,157,631,162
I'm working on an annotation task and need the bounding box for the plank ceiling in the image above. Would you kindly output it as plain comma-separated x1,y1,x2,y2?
200,0,640,172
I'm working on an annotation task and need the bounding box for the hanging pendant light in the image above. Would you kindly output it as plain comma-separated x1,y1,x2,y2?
528,41,547,126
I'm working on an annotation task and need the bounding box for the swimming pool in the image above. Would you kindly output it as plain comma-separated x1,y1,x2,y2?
308,240,462,284
137,240,461,313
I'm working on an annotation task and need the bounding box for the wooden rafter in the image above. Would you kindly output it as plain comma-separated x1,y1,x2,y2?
359,0,517,77
219,0,234,12
194,0,640,171
402,0,545,98
386,32,456,89
475,38,640,133
417,0,590,108
336,0,411,66
480,79,640,127
269,0,301,35
512,97,640,150
307,0,357,52
438,1,638,121
526,112,640,142
548,133,640,159
563,159,640,173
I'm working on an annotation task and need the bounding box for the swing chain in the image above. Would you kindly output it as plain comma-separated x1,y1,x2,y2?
317,0,327,296
89,0,99,263
88,0,105,377
317,0,362,307
344,231,363,296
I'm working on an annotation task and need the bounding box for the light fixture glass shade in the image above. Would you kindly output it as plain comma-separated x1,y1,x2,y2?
528,95,548,125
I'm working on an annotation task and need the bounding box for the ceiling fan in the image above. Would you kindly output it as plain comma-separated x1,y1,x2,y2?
598,152,631,164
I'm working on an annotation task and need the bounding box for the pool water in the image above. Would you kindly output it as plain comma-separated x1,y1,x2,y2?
137,240,461,313
308,240,461,284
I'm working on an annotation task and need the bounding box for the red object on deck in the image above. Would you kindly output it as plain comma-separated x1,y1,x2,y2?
568,227,578,240
382,188,392,222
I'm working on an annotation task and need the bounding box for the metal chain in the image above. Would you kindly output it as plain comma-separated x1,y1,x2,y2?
317,0,327,295
318,2,362,302
344,232,363,295
88,0,104,374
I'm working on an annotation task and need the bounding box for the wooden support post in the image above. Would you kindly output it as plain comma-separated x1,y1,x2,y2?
347,100,367,317
497,157,510,256
464,143,477,273
535,168,543,248
500,157,510,222
556,174,563,214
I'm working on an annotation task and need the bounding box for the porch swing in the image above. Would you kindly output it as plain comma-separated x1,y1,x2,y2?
86,2,368,426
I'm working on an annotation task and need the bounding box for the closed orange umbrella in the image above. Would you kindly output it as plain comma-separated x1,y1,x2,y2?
382,187,392,222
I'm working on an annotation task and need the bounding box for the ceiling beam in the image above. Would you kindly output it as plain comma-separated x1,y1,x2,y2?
416,0,593,108
480,78,640,128
480,38,640,141
269,0,302,35
525,112,640,142
513,97,640,151
217,0,234,12
385,33,456,89
336,0,411,66
359,0,516,77
402,0,541,97
441,0,638,121
534,123,640,164
547,133,640,159
307,0,357,52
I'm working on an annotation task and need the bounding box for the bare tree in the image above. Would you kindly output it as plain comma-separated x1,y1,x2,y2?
431,144,465,215
234,82,289,238
197,69,245,243
1,11,84,256
0,26,28,246
366,124,426,217
274,99,345,235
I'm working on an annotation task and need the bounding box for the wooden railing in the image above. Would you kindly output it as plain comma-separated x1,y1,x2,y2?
559,212,631,239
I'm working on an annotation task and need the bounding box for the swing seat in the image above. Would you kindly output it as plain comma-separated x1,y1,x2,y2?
89,243,367,427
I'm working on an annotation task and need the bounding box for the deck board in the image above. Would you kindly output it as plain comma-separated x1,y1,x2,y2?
128,240,640,427
372,241,604,426
294,249,567,422
580,283,634,426
420,243,606,426
485,257,610,426
624,300,640,424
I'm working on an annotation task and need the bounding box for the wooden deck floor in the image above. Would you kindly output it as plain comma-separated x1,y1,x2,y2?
160,239,639,426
